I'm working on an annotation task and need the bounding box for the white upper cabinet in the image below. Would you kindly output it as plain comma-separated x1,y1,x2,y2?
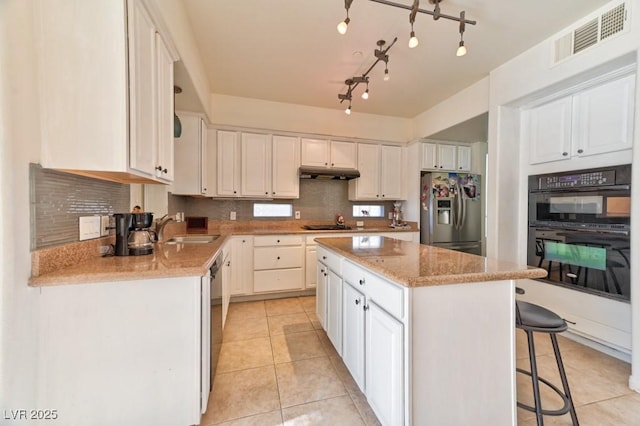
301,138,356,169
524,97,573,164
421,142,472,171
572,74,635,158
272,135,300,198
35,0,177,183
216,130,241,197
214,130,300,199
526,73,635,165
172,113,208,195
242,133,272,197
349,144,406,201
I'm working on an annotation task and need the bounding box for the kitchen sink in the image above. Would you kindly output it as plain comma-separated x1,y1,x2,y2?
164,235,220,244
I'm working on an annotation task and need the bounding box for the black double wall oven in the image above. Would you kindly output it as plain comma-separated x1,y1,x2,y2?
527,164,631,301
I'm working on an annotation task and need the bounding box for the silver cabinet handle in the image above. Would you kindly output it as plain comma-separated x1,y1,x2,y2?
322,256,327,260
363,304,369,311
562,152,568,156
577,149,584,154
355,299,360,305
359,279,365,286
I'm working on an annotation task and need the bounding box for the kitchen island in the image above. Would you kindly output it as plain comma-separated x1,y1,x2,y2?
314,236,546,426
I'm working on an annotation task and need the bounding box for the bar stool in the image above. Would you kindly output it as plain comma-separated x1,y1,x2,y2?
515,288,579,426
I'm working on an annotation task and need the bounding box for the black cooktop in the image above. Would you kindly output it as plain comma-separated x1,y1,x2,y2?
302,225,352,231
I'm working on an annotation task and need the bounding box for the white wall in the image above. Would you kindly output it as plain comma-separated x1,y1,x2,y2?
209,94,412,143
412,77,489,140
1,0,42,411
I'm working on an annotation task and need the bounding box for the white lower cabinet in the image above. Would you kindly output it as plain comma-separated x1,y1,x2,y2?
229,236,254,296
253,235,304,293
342,283,366,391
365,301,404,426
327,269,343,355
341,260,405,426
316,260,328,329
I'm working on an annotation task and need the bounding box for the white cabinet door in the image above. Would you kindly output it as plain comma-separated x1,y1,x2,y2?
525,97,573,165
217,130,240,196
366,301,404,426
241,132,272,197
272,135,300,198
306,247,317,289
437,145,457,171
172,113,204,195
342,283,366,391
230,236,254,296
330,141,357,169
350,143,380,200
572,74,635,157
316,261,328,330
380,145,403,200
421,143,438,170
456,145,472,172
128,0,157,177
155,33,174,182
327,269,343,355
301,138,329,167
222,251,232,328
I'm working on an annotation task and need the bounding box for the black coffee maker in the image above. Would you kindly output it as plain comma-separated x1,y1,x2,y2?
114,213,154,256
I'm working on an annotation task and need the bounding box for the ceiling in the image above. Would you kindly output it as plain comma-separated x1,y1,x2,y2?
179,0,611,119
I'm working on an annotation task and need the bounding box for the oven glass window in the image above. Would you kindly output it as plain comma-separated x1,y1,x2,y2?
544,241,606,270
549,196,603,214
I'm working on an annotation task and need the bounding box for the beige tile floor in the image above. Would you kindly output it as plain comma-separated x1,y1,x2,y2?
200,296,640,425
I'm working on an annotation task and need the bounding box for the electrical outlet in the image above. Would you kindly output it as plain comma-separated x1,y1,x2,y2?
295,211,301,219
100,215,110,236
388,212,393,220
79,216,101,241
356,221,364,227
230,211,236,221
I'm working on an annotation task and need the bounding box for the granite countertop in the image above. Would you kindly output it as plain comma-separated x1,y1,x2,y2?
315,236,547,288
29,221,418,287
29,237,226,287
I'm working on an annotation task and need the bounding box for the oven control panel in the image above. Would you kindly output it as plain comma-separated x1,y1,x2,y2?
539,170,616,189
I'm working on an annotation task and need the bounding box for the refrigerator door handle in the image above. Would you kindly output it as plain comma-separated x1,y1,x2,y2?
458,183,466,230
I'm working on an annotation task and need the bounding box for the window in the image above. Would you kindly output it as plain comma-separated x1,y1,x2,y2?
253,203,293,218
352,205,385,218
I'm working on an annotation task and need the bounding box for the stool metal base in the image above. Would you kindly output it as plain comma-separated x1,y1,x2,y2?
518,330,579,426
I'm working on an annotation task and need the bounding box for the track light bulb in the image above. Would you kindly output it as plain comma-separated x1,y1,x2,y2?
408,31,419,48
345,104,352,115
337,17,350,35
362,89,369,100
456,40,467,57
384,68,390,82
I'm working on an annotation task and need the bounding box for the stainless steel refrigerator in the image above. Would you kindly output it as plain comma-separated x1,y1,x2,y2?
420,172,483,255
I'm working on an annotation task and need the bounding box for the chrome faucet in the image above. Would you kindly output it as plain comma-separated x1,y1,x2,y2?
156,214,183,242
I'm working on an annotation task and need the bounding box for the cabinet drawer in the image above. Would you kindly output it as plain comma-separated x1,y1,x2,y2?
317,246,342,274
254,235,303,247
343,260,404,320
254,246,303,270
254,269,304,293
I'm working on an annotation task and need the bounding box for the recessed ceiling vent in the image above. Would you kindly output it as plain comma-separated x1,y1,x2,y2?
553,2,628,64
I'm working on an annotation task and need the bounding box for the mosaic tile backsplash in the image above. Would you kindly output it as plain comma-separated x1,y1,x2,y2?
30,164,130,249
168,179,396,223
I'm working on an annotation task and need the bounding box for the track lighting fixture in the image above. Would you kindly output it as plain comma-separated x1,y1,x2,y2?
456,10,467,56
341,0,476,54
408,0,419,48
338,38,396,114
337,0,354,34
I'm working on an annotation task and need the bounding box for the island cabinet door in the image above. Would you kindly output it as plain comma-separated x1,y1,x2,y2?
326,269,343,355
316,261,328,330
366,301,404,426
342,283,366,391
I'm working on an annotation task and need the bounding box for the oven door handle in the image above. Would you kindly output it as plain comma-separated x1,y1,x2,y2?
529,224,629,236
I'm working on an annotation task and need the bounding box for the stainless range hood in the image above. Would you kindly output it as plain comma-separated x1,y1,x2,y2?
299,166,360,180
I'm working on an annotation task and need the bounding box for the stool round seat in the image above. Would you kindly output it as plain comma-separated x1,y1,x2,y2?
516,301,567,332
